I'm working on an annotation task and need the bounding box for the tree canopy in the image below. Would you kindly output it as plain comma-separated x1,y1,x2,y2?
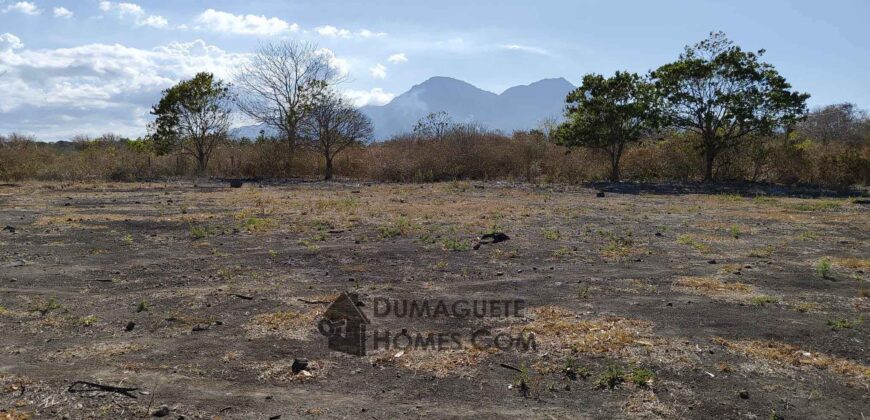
651,31,809,181
556,71,661,181
149,72,232,172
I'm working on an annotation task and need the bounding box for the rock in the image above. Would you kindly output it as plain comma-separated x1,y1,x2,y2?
192,324,210,332
739,390,749,399
654,232,663,237
495,271,504,277
291,358,309,374
152,405,170,417
125,321,136,332
708,259,717,264
229,180,244,188
3,225,16,233
472,232,510,250
8,260,25,267
596,192,606,198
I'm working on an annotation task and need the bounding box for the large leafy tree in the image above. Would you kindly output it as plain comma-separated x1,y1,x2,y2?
651,31,809,181
149,72,232,173
556,71,660,181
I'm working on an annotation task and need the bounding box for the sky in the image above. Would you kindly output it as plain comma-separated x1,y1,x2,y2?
0,0,868,140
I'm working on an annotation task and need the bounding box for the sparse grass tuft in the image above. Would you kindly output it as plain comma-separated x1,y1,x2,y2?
441,237,470,251
595,364,624,390
750,295,778,306
628,367,655,388
542,228,560,241
378,216,415,238
80,315,97,326
677,234,710,253
815,257,833,279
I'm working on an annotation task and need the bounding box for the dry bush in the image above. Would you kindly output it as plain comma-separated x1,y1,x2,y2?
2,129,867,186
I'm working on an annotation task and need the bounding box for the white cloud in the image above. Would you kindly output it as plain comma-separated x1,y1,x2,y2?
2,2,41,15
504,44,551,56
315,25,352,38
0,38,248,138
369,63,387,79
316,48,350,77
99,1,168,29
139,15,168,28
387,53,408,64
52,7,73,18
344,88,395,107
195,9,298,36
0,33,23,51
359,29,387,38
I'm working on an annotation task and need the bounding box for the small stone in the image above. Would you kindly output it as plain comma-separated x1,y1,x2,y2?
708,259,717,264
739,390,749,399
654,232,663,237
125,321,135,332
3,225,15,233
495,271,504,276
596,192,605,198
291,358,309,374
152,405,170,417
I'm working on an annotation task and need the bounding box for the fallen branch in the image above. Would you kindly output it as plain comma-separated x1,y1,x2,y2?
499,363,523,372
68,381,138,399
298,298,331,304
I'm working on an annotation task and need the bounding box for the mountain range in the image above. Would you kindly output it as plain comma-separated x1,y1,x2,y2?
230,76,575,140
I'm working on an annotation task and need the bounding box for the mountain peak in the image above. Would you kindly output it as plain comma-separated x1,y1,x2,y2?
361,77,575,139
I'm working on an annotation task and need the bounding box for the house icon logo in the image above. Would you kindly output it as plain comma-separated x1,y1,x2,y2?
317,292,370,356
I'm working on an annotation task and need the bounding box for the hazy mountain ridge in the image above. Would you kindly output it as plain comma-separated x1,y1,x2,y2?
230,76,575,140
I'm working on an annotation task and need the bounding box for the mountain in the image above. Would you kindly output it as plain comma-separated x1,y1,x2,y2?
361,77,575,139
229,76,575,140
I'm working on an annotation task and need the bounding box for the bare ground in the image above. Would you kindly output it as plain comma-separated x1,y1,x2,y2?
0,181,868,419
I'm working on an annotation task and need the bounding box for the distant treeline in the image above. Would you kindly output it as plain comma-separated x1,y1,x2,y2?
1,101,867,187
2,33,869,187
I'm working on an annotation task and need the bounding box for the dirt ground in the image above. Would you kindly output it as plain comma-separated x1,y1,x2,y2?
0,181,868,419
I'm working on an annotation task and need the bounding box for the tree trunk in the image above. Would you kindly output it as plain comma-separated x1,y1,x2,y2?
703,149,716,182
324,155,333,181
609,144,622,182
196,153,208,175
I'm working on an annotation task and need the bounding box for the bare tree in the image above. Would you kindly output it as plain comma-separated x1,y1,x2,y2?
797,103,868,144
234,41,342,172
413,111,453,139
303,92,374,180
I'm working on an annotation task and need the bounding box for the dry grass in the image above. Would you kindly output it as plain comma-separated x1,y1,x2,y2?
622,389,678,418
673,277,753,294
714,338,870,386
370,347,498,378
830,257,870,271
47,341,144,361
512,306,651,355
245,307,324,341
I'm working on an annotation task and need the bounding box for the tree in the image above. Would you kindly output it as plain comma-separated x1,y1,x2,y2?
651,32,809,181
413,111,453,139
797,103,868,144
234,41,342,172
556,71,660,181
149,72,232,173
303,92,374,180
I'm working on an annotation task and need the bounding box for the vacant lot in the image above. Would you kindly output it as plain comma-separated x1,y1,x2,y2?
0,181,867,419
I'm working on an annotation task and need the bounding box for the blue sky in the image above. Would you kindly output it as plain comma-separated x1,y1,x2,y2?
1,0,868,139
